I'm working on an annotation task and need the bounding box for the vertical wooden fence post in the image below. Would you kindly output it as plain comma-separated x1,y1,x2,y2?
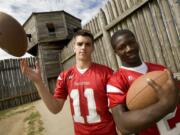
99,9,118,70
169,0,180,35
158,0,180,71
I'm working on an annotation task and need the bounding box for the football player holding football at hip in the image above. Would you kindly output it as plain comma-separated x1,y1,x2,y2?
107,29,180,135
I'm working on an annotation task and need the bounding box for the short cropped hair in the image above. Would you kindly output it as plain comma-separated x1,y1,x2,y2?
73,29,94,44
111,29,135,49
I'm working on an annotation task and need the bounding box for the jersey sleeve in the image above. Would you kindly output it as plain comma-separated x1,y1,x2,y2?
53,72,68,100
107,72,127,108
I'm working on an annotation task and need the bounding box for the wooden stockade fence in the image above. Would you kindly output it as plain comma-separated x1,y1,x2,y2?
60,0,180,73
0,57,39,110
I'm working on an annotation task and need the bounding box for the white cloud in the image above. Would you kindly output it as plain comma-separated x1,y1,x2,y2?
0,0,108,60
0,49,33,60
0,0,108,25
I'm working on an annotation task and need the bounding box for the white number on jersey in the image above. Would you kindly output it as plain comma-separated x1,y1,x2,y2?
157,108,180,135
70,88,101,124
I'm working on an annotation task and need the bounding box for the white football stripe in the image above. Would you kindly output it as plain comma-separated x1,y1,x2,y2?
107,85,124,94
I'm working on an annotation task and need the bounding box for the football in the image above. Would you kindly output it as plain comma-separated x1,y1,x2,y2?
0,12,27,57
126,70,169,110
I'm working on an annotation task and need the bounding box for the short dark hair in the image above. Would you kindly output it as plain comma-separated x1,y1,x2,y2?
73,29,94,44
111,29,135,49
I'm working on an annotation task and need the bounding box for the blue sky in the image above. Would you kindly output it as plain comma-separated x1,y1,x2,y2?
0,0,108,60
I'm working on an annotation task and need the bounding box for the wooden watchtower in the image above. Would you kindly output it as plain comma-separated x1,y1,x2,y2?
23,11,81,92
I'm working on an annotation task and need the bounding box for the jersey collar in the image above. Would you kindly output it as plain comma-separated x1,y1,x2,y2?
121,62,148,74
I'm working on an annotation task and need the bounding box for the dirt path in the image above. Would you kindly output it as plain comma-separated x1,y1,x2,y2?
0,112,27,135
34,99,74,135
0,99,74,135
0,103,39,135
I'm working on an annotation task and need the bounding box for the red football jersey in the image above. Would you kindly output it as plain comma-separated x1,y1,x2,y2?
54,63,117,135
107,62,180,135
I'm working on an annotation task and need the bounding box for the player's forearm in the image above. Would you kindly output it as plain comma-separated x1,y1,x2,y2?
111,105,148,134
111,105,134,135
34,80,64,114
111,101,174,134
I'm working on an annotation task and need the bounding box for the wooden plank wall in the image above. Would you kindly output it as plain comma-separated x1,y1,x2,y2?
60,39,75,70
36,12,68,42
60,0,180,73
0,57,39,110
24,15,38,50
38,43,63,93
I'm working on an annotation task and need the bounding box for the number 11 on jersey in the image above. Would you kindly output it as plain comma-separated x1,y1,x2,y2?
70,88,101,124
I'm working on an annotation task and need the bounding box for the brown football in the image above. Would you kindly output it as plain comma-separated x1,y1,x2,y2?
126,71,169,110
0,12,27,57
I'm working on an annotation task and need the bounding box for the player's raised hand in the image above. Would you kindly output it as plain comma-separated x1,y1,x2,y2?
20,59,42,83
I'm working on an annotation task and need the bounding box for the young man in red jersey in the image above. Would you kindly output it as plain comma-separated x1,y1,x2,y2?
107,29,180,135
20,29,117,135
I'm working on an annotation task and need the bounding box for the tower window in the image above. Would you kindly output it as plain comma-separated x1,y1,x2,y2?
46,23,55,33
26,34,32,42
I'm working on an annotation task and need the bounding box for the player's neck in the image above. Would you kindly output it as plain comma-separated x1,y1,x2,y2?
76,60,92,69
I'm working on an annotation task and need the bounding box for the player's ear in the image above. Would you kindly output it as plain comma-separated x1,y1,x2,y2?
73,47,76,53
72,38,76,53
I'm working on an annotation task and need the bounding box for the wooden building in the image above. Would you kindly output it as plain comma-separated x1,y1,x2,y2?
23,11,81,92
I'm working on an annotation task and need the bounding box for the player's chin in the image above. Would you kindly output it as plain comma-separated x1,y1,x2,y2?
126,58,138,64
78,53,86,57
78,56,89,61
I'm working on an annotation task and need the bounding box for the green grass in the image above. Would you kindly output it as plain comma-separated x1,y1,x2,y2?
24,111,44,135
